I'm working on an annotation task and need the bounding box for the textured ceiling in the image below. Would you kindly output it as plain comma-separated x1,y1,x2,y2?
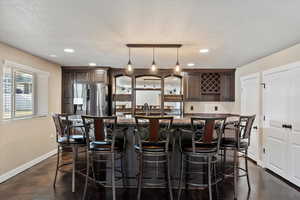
1,0,300,68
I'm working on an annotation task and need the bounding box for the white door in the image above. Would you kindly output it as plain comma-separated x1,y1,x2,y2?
287,67,300,186
263,69,290,178
241,74,260,162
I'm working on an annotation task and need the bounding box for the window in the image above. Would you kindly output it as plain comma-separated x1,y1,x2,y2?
3,69,34,119
15,71,34,117
2,61,49,120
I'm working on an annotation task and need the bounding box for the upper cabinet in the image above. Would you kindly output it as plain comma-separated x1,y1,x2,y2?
164,75,183,101
113,75,132,101
92,69,107,83
184,73,201,101
136,76,161,89
183,69,235,102
61,67,109,114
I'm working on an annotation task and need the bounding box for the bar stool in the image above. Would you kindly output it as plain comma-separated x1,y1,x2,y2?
221,115,256,200
178,117,226,200
134,116,174,200
52,113,86,192
81,116,127,200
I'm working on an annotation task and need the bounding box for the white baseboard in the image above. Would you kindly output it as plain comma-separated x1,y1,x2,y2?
257,159,264,168
0,149,57,183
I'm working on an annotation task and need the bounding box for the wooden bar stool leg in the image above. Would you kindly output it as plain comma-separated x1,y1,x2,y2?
233,149,238,200
82,150,90,200
245,149,251,191
223,148,227,179
121,152,127,188
185,155,189,190
177,154,184,200
53,146,60,188
112,152,116,200
167,153,174,200
213,159,219,200
208,156,212,200
72,144,77,193
137,153,143,200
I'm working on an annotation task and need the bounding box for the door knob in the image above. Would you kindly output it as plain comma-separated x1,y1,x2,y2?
286,124,293,129
282,124,292,129
282,124,287,128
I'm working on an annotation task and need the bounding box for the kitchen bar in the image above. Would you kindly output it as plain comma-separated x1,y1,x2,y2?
1,2,300,200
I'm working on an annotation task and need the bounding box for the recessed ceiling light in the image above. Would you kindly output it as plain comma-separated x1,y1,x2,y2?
89,62,96,66
187,63,195,67
64,48,75,53
49,54,57,57
199,49,209,53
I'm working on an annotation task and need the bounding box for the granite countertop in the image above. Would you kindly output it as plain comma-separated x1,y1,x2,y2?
117,113,236,126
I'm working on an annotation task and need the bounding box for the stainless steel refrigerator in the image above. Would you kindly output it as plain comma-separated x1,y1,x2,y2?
73,82,108,116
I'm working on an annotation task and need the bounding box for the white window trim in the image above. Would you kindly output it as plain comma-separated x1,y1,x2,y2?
1,60,50,121
12,69,35,119
3,60,50,76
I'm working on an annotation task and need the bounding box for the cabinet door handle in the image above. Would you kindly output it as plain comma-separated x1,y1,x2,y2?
282,124,293,129
253,126,258,130
282,124,287,128
286,124,293,129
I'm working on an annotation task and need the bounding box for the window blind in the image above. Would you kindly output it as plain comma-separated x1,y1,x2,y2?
1,60,49,119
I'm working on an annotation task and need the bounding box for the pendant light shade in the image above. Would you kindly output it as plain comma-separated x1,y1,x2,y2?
175,48,180,72
125,44,182,72
127,48,133,72
151,48,157,71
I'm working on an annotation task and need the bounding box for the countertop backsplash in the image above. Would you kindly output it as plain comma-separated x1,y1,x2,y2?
184,102,235,114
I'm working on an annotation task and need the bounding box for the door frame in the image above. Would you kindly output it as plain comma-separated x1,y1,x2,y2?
240,72,262,164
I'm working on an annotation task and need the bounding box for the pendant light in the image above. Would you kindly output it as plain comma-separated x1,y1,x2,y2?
175,47,180,72
127,48,133,72
151,48,157,71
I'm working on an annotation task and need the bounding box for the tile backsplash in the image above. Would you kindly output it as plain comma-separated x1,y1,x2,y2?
184,102,235,114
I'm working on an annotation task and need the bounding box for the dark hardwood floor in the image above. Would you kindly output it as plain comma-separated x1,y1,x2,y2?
0,155,299,200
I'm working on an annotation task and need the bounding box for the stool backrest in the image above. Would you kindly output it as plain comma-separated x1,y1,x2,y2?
52,113,71,142
81,116,117,148
190,117,226,153
135,115,173,142
238,115,256,145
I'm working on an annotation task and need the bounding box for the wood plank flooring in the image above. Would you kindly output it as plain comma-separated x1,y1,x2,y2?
0,155,299,200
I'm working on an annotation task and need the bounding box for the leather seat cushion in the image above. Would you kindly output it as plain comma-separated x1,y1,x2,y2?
182,142,218,153
90,138,125,152
134,142,172,152
221,137,248,149
58,135,86,144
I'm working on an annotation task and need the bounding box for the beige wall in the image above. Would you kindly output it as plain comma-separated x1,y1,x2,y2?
234,43,300,113
0,42,61,175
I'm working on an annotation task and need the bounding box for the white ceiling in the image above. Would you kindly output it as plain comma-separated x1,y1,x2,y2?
1,0,300,68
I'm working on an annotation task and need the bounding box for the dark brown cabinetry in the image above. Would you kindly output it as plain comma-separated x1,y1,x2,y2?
61,67,110,114
184,74,201,101
183,69,235,102
61,67,235,115
62,71,75,113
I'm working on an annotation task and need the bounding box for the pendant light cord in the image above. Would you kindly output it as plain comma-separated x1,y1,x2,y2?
128,48,131,61
177,48,179,63
153,48,155,63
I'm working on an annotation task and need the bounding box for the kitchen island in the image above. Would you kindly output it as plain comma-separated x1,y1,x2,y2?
106,113,237,188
